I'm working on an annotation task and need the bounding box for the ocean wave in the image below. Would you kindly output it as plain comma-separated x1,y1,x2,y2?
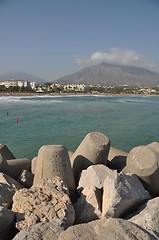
0,95,158,105
0,95,64,104
112,97,158,104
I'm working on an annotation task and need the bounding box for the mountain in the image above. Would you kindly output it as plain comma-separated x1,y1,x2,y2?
0,72,46,83
53,63,159,87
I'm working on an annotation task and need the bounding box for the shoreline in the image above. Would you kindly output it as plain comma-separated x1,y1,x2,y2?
0,92,158,97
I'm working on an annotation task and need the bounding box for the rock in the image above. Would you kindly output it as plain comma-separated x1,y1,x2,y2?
78,164,113,189
77,165,150,220
13,221,64,240
102,172,150,218
58,218,157,240
12,176,75,230
0,172,23,208
71,132,110,185
74,165,113,224
107,147,128,172
0,206,15,240
33,145,76,200
18,170,34,188
74,186,102,223
77,165,150,219
128,197,159,238
6,158,31,180
126,145,159,197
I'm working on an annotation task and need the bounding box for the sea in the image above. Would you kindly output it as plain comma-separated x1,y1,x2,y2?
0,94,159,160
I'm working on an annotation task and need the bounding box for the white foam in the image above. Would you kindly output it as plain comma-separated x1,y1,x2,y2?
0,95,63,104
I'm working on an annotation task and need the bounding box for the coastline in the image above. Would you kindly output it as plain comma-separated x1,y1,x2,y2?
0,92,157,98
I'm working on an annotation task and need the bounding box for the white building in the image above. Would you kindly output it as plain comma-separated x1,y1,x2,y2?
17,80,28,88
30,82,36,89
63,84,86,92
0,79,29,88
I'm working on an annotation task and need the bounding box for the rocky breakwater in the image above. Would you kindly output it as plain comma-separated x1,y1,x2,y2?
1,133,159,239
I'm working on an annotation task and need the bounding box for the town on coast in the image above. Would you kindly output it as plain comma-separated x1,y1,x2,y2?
1,79,159,96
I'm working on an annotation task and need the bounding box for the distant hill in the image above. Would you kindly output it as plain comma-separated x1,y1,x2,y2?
0,72,46,83
53,63,159,87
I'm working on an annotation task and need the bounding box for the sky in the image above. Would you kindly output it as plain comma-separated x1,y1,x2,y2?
0,0,159,81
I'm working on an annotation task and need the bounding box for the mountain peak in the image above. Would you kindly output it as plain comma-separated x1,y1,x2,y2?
53,63,159,87
0,72,46,83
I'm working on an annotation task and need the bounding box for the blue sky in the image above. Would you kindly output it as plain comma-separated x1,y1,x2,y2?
0,0,159,81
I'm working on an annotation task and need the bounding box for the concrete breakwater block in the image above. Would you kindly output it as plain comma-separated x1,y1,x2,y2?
0,172,23,208
18,169,34,188
126,145,159,197
6,158,31,180
70,132,110,185
31,156,37,174
33,145,76,200
0,206,15,240
147,141,159,154
107,147,128,172
7,157,31,170
108,147,128,161
0,144,15,172
0,144,16,161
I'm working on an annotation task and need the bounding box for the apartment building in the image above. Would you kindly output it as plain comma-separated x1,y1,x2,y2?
0,79,36,89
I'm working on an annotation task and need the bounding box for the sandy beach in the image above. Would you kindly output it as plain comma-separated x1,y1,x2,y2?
0,92,156,98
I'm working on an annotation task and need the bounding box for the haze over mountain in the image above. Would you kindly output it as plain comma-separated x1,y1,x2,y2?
53,63,159,87
0,72,46,83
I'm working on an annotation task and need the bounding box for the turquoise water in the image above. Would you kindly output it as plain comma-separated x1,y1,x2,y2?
0,95,159,159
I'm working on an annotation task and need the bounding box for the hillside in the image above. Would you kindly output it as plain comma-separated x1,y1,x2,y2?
53,63,159,87
0,72,46,83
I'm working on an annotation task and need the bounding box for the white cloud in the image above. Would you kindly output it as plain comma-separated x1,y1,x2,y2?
75,48,158,71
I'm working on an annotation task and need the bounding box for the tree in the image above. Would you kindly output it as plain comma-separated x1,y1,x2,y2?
8,86,20,92
0,85,7,92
